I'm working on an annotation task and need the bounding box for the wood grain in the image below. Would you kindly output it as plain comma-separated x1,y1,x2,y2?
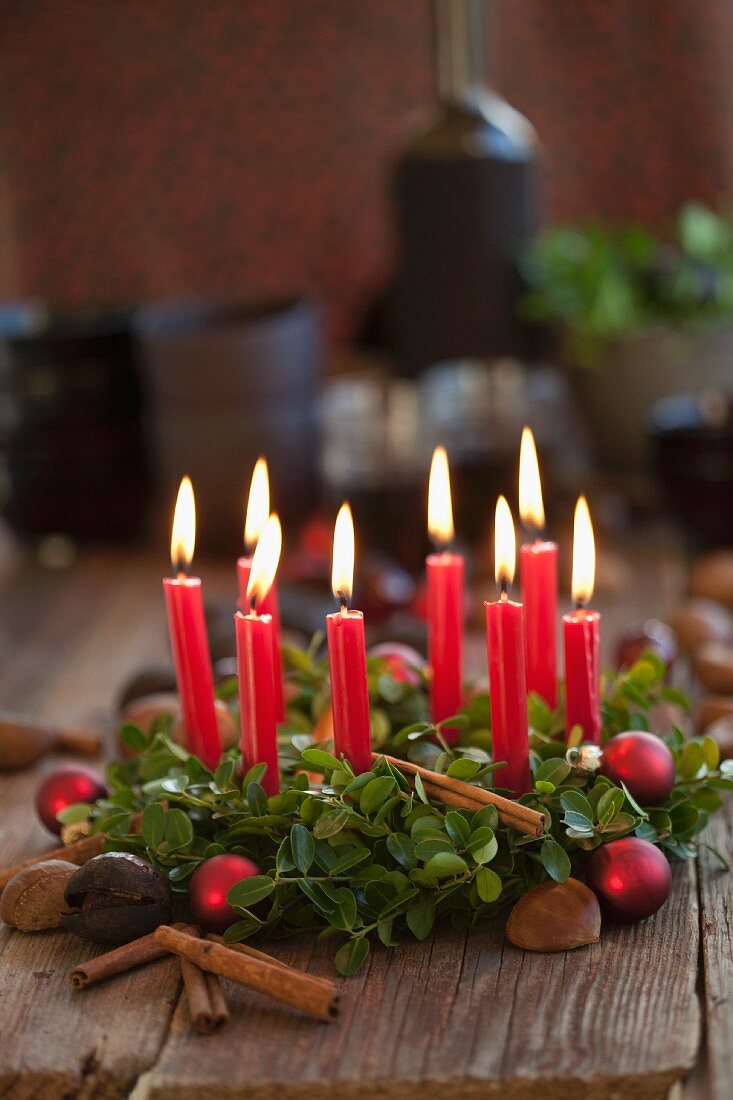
696,794,733,1100
0,547,723,1099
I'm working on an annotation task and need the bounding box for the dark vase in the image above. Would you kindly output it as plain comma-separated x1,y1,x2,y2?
390,0,540,375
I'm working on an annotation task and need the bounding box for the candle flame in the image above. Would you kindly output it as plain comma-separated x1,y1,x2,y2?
244,457,270,552
246,513,282,608
571,495,595,605
518,426,545,531
331,502,355,603
494,495,516,587
428,445,454,546
170,476,195,573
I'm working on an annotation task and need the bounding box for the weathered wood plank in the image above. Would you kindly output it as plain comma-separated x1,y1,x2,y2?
0,556,182,1098
0,550,709,1100
144,858,699,1100
697,794,733,1100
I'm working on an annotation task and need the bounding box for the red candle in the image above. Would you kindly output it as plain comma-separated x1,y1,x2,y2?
485,496,531,796
327,503,372,775
236,458,285,722
235,513,283,797
426,446,464,744
563,496,601,744
163,477,221,771
519,428,558,709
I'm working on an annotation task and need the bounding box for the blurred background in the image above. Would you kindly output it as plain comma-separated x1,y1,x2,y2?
3,0,733,669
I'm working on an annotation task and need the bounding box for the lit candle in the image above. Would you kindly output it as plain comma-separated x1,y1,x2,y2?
519,427,558,709
236,458,285,722
163,476,221,770
426,446,464,744
327,503,372,775
485,496,531,796
235,513,283,797
563,496,601,744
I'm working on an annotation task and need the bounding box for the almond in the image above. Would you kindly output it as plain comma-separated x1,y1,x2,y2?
506,878,601,952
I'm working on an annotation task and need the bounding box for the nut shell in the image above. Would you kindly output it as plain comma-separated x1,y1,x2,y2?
671,599,733,654
0,722,54,770
695,643,733,693
506,878,601,952
0,860,78,931
62,852,172,944
695,695,733,733
690,552,733,610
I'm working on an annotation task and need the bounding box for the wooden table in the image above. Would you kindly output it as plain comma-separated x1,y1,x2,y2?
0,548,731,1100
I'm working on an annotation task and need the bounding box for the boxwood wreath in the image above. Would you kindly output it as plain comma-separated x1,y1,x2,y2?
63,640,733,975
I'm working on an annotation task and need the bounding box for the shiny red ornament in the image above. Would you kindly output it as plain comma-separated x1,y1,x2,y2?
189,854,261,933
601,730,676,806
35,767,107,835
587,837,672,921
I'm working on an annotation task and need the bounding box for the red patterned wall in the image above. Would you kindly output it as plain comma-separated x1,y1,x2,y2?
1,0,732,340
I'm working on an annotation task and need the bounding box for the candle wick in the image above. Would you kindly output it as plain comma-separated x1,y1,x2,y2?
174,557,188,581
575,598,584,611
500,577,508,601
250,594,258,615
338,593,348,615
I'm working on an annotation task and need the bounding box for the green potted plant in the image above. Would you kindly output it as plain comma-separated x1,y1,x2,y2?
521,203,733,469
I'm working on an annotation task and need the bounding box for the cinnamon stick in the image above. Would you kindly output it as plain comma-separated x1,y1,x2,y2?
0,833,105,895
154,925,339,1023
181,958,229,1034
205,972,230,1029
376,753,545,838
206,934,335,991
69,923,199,989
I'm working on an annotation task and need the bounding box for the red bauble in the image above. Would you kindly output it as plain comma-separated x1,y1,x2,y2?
587,838,672,921
189,854,261,933
35,767,108,835
368,643,424,687
601,730,676,806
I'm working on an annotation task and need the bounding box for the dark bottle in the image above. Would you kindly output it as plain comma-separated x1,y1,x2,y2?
391,0,540,375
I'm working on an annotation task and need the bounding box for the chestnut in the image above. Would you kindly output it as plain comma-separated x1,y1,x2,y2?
61,852,172,945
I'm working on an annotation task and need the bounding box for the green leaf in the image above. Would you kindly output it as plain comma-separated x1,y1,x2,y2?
291,823,316,872
703,735,720,771
471,805,499,831
164,808,194,850
414,837,455,861
540,839,571,882
334,937,370,976
534,758,572,788
360,776,397,815
301,748,342,772
386,832,417,870
120,723,148,752
247,782,268,817
414,772,429,804
475,866,502,903
313,808,350,839
597,787,624,828
465,826,498,865
142,803,166,849
406,894,435,940
228,875,276,908
444,811,471,848
560,790,594,822
446,758,482,781
423,852,469,878
56,802,92,826
679,741,705,780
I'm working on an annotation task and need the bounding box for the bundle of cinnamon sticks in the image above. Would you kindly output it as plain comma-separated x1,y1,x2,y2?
375,753,545,837
68,924,339,1033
